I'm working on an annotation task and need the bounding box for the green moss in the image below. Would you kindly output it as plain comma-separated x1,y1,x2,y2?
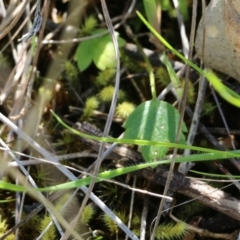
64,61,78,83
98,86,126,102
155,67,171,86
82,96,100,120
156,222,187,240
0,215,15,240
96,68,116,86
37,215,57,240
115,101,135,119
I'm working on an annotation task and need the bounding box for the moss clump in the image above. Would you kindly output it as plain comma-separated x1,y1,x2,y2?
115,102,135,119
156,222,187,240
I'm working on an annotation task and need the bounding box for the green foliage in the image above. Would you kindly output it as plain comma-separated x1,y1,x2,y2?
103,213,118,235
123,99,187,162
160,53,183,99
80,204,95,225
178,0,189,21
161,0,172,11
155,67,171,86
74,29,126,71
98,86,126,102
121,50,145,72
82,96,100,120
97,181,123,207
80,15,98,36
143,0,188,22
131,215,141,236
31,165,53,188
64,61,78,83
2,147,240,193
115,101,135,119
103,211,127,235
156,221,187,240
142,0,159,30
96,68,116,86
160,0,188,20
180,79,196,104
37,215,57,240
54,192,76,212
0,215,15,240
137,11,240,108
202,101,216,116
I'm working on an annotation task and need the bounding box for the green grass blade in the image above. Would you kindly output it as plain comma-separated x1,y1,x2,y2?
190,170,240,179
51,110,240,159
136,11,240,108
2,150,240,193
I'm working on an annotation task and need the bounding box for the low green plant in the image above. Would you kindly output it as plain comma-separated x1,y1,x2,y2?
80,15,98,36
74,28,125,71
37,215,57,240
103,211,127,235
181,79,196,104
131,215,141,237
143,0,189,22
64,61,78,83
98,86,126,102
80,204,95,225
2,11,240,229
201,101,216,117
30,164,53,188
0,214,15,240
137,11,240,108
155,221,187,240
96,68,116,86
82,96,100,120
155,67,171,87
97,181,124,207
115,101,135,119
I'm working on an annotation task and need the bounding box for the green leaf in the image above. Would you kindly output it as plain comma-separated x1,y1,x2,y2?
74,29,125,71
74,38,95,71
123,99,187,162
93,34,125,70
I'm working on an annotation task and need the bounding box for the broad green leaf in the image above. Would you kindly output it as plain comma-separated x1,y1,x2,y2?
123,99,187,162
74,38,95,71
93,34,125,70
74,29,125,71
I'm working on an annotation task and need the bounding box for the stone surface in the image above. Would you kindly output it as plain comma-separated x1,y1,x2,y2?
195,0,240,81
